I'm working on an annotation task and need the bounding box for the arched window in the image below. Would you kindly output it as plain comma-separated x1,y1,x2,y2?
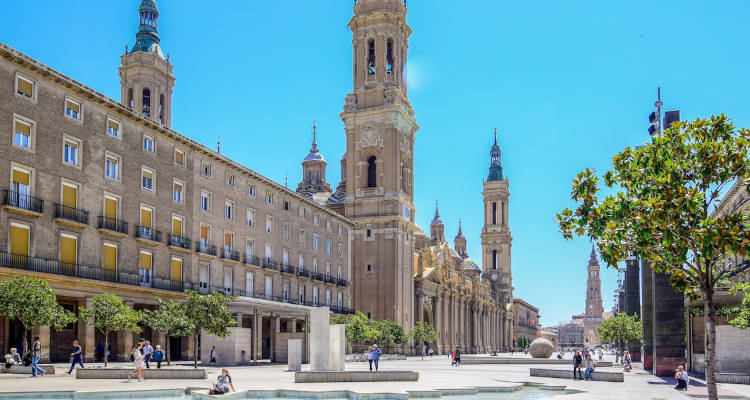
386,39,393,75
159,94,164,124
367,40,375,76
492,202,497,225
367,156,376,188
492,250,497,270
142,88,151,117
307,170,312,184
316,170,320,183
127,88,133,109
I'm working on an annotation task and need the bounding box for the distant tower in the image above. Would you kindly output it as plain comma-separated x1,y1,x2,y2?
584,246,604,346
454,218,467,258
297,122,331,194
480,126,513,350
430,200,444,243
119,0,175,128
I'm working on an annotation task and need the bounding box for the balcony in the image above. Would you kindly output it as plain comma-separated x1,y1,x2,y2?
280,264,296,275
97,216,128,237
263,258,279,271
197,242,217,257
331,306,355,315
244,254,260,266
324,275,337,285
221,247,241,263
298,269,310,278
168,235,191,252
0,252,189,293
337,278,348,287
2,190,43,216
312,272,325,282
54,204,89,227
136,226,162,243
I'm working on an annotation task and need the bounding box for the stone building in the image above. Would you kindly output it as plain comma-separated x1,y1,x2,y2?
557,318,584,348
0,0,353,364
583,247,604,346
512,298,539,346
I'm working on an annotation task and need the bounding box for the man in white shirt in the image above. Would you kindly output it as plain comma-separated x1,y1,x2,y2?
674,366,689,390
143,341,154,369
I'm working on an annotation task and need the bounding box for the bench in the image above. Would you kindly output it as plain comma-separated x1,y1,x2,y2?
76,368,207,379
716,373,750,385
529,368,624,382
462,357,612,367
6,365,55,375
294,370,419,383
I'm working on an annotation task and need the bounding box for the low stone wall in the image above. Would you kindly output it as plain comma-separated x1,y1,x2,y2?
345,353,408,362
462,357,611,367
716,373,750,385
294,370,419,383
7,365,55,374
76,368,207,379
529,368,623,382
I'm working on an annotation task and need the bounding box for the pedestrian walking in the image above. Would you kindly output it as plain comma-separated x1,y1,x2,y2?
128,342,145,382
210,346,217,366
674,366,689,390
622,350,632,372
584,354,596,380
452,347,461,367
597,348,603,361
65,340,84,375
95,343,104,362
30,336,45,377
152,345,165,369
371,344,382,371
615,348,620,364
572,351,583,380
143,341,154,368
365,346,374,371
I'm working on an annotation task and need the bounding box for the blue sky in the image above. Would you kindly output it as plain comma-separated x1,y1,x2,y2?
4,1,749,326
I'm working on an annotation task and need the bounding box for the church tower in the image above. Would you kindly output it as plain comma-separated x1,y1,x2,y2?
296,122,332,194
119,0,175,128
340,0,418,327
430,201,444,244
480,127,513,349
454,218,467,258
584,246,604,346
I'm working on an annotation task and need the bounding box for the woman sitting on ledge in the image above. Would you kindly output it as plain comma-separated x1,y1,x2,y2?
209,369,235,395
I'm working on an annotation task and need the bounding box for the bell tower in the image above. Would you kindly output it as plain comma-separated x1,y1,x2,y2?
341,0,418,328
584,246,604,345
480,127,513,349
119,0,175,128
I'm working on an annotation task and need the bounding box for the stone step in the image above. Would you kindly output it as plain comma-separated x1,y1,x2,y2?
529,368,624,382
75,368,207,379
7,365,55,375
294,370,419,383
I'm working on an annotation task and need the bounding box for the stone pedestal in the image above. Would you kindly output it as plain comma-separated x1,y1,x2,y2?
310,307,330,371
641,260,653,369
288,339,302,372
329,324,345,372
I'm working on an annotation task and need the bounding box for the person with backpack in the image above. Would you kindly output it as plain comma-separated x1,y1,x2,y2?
152,345,165,369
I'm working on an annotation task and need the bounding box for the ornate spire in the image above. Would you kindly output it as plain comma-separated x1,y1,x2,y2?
310,121,319,153
487,126,504,181
431,200,443,224
455,217,465,240
588,245,599,267
130,0,165,59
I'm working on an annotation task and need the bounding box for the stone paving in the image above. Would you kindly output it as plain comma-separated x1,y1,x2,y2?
0,353,747,399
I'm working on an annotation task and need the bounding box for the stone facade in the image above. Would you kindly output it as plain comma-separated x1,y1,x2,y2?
583,247,604,346
512,298,539,347
557,319,584,348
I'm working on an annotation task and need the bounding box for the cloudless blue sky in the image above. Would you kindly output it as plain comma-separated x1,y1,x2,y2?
4,1,749,326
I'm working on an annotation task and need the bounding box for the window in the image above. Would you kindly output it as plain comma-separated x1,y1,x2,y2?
266,191,274,205
366,229,371,238
298,255,305,272
143,135,155,153
103,243,118,273
298,286,305,303
171,258,183,282
265,276,273,297
60,233,78,267
325,262,331,278
313,287,319,306
283,200,290,212
140,205,153,230
337,292,343,309
224,232,233,253
174,149,185,166
367,40,375,76
246,183,255,196
173,180,184,203
13,117,32,150
367,156,377,187
283,282,290,302
139,250,152,286
199,224,211,246
299,229,305,246
9,222,30,256
105,154,120,181
246,209,255,227
326,218,332,231
65,98,81,121
106,118,121,138
313,258,318,273
245,271,254,296
200,191,211,211
103,195,119,220
225,200,234,220
245,238,254,257
299,206,305,219
266,216,273,234
492,202,497,225
283,223,289,240
141,167,154,191
313,234,319,250
337,265,343,280
367,263,372,272
492,250,498,270
61,181,78,209
338,224,343,236
265,244,273,264
171,215,184,236
127,88,134,109
63,137,80,166
142,88,151,117
201,161,211,176
325,290,331,306
225,172,234,187
326,239,332,254
337,243,344,259
15,74,35,100
313,213,319,225
386,39,394,75
282,249,289,266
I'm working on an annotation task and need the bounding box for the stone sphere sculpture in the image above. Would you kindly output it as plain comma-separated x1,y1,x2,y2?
528,338,554,359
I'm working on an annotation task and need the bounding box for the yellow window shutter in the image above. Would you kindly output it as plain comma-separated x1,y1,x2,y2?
103,245,117,271
12,169,30,186
104,198,117,219
108,120,118,131
172,218,182,236
15,121,30,135
10,225,30,256
175,151,184,165
60,235,77,265
140,208,152,228
62,185,77,208
225,233,232,247
18,78,33,96
139,252,152,270
200,225,209,240
68,100,80,113
171,259,182,281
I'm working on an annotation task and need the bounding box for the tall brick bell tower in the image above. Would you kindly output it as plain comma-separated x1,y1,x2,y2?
340,0,419,329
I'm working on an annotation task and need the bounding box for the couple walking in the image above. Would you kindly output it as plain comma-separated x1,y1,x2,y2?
364,344,382,371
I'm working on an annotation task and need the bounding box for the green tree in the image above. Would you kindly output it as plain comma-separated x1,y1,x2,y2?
182,290,236,368
331,311,380,353
0,275,76,355
597,312,642,355
140,299,192,365
409,321,437,359
79,293,141,366
374,319,407,353
557,115,750,400
728,283,750,329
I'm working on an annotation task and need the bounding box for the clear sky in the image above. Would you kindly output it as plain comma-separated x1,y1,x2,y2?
4,1,749,326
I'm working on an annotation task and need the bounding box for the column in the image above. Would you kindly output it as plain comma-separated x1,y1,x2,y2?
472,306,478,353
271,315,280,362
304,313,309,364
652,268,686,376
625,255,641,361
236,312,244,327
641,260,654,370
117,301,134,361
79,297,95,362
31,325,51,363
291,318,297,333
433,296,441,352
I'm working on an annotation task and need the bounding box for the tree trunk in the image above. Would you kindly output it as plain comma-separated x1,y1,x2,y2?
193,333,198,369
104,331,110,367
704,292,718,400
166,331,171,366
22,325,29,358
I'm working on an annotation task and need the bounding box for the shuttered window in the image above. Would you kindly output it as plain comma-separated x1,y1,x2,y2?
60,235,77,265
107,119,120,137
224,232,233,248
104,197,118,219
200,225,209,241
13,120,31,149
139,252,152,270
140,207,152,228
12,168,30,186
103,244,117,271
62,184,77,208
142,168,154,191
16,76,33,99
172,216,183,236
9,224,30,256
174,150,184,166
65,99,81,119
171,258,182,281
